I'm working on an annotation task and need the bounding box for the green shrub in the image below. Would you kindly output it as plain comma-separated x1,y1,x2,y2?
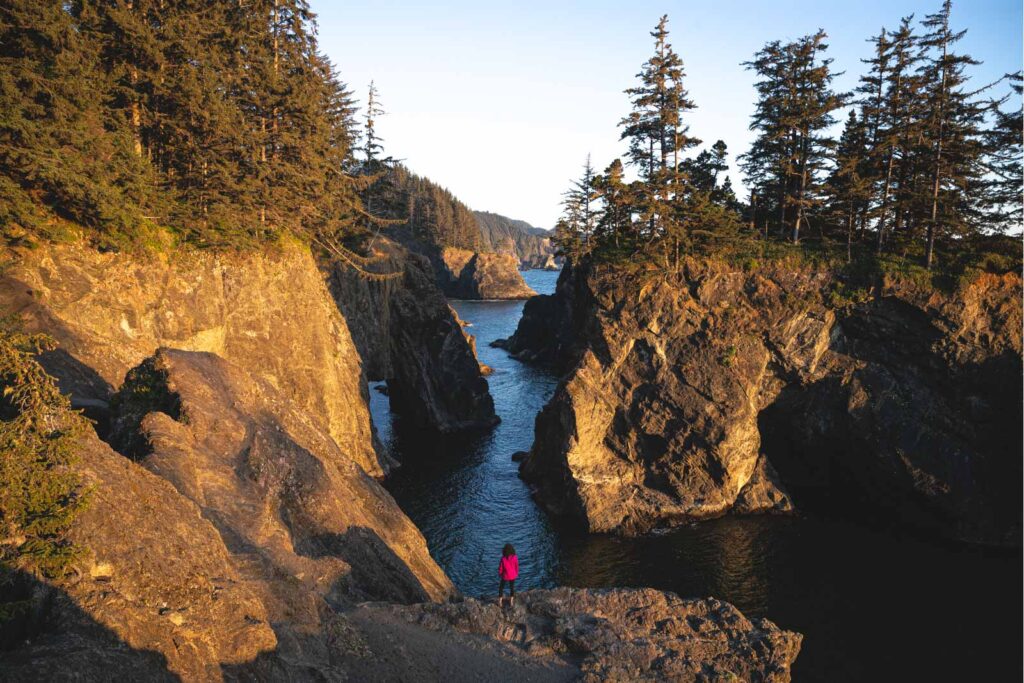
1,316,89,595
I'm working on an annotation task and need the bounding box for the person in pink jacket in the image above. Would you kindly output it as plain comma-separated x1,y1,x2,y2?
498,543,519,607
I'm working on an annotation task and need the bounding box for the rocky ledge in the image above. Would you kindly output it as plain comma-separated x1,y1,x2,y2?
436,246,537,299
506,258,1022,544
354,587,802,682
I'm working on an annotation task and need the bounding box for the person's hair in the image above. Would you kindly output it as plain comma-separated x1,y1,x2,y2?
502,543,515,558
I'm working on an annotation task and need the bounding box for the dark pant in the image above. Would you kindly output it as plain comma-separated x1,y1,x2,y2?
499,579,515,597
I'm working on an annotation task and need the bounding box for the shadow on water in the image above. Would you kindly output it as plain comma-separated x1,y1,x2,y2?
373,268,1022,682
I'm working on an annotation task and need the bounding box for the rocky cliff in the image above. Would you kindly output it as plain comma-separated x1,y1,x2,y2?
0,243,808,679
506,258,1022,544
1,348,452,680
0,428,277,681
326,239,498,433
435,246,537,299
0,240,385,476
474,211,559,270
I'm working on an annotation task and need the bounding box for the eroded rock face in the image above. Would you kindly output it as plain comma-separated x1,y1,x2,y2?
436,247,537,299
0,430,277,681
513,259,1022,543
326,239,497,433
110,349,452,608
359,588,803,682
0,241,384,476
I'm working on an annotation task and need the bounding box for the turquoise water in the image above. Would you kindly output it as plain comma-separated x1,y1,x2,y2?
372,268,1022,682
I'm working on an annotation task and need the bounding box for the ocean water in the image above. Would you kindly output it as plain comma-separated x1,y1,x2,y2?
373,268,1022,682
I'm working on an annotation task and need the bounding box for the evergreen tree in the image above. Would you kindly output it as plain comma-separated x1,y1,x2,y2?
917,0,985,268
865,17,920,251
827,110,873,259
1,317,88,582
559,155,599,249
742,32,845,243
980,73,1023,233
0,0,160,246
590,159,634,251
619,15,699,247
364,80,386,165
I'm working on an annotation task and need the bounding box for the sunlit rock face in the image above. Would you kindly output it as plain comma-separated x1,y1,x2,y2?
0,240,384,476
435,247,537,299
509,258,1022,544
0,428,278,682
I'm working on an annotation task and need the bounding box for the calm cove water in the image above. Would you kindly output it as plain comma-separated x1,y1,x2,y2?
374,268,1022,682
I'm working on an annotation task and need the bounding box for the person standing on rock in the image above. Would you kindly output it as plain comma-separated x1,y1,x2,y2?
498,543,519,607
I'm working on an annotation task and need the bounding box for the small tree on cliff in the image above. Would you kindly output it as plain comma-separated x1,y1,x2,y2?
1,317,89,621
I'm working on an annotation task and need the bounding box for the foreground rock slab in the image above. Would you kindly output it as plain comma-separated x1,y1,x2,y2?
0,430,277,681
356,587,802,682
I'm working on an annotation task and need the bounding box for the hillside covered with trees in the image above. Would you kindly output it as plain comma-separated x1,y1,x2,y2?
555,4,1021,279
1,0,376,252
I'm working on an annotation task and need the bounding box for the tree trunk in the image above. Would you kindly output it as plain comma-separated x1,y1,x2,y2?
792,134,809,243
925,38,949,271
846,207,855,262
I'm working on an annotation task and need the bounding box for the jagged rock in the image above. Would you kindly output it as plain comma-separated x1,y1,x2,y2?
449,304,494,377
436,247,537,299
358,588,803,682
493,261,578,366
513,258,1022,543
531,253,561,271
0,430,277,681
0,240,385,476
325,239,498,433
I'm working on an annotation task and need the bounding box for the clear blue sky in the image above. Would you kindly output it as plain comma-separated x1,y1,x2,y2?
313,0,1022,229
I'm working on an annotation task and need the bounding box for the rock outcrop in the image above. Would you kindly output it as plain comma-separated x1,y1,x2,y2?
0,240,385,476
435,247,537,299
0,429,278,681
110,349,451,604
326,239,497,433
508,258,1022,544
356,588,802,682
1,347,452,680
474,211,559,270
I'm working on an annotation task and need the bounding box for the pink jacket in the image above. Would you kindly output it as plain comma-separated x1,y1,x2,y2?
498,554,519,581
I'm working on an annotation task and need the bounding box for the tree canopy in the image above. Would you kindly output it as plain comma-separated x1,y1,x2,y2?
554,5,1021,277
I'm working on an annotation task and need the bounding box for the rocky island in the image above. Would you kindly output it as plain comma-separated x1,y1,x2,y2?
434,246,538,299
501,258,1022,544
